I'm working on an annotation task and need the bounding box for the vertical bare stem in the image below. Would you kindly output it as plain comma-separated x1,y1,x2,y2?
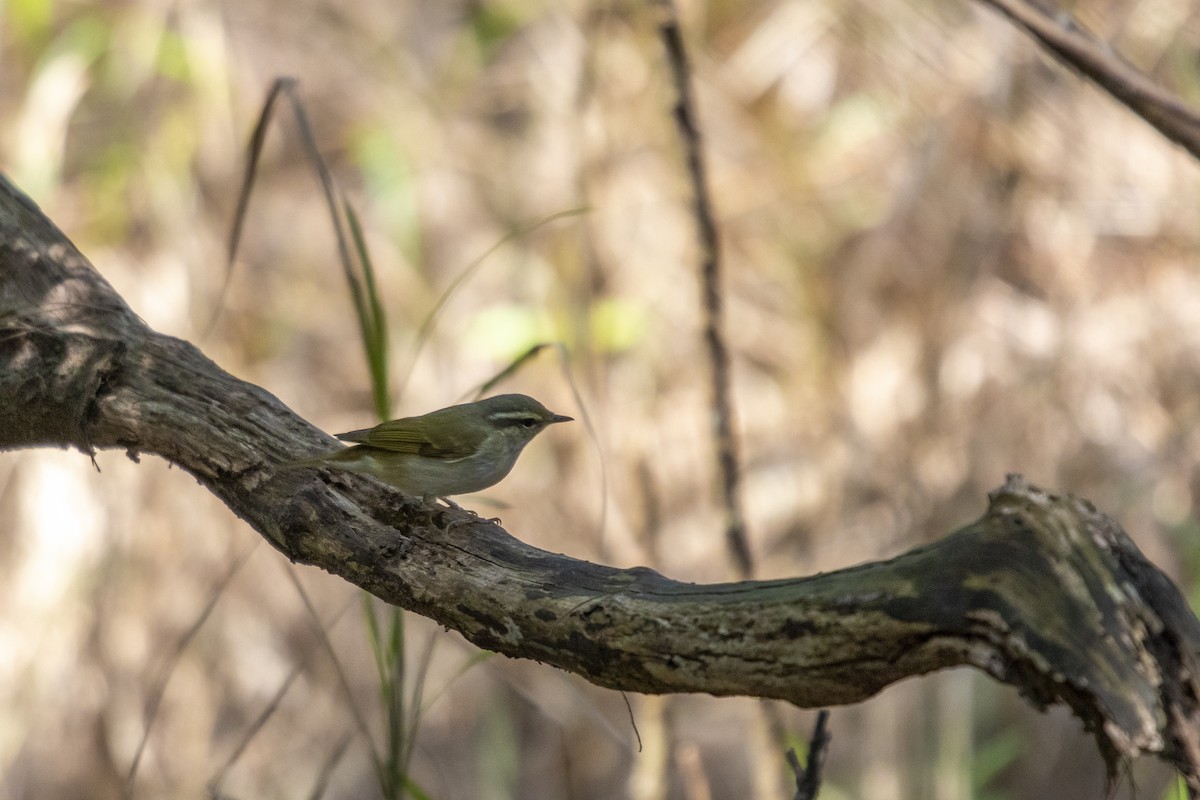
787,710,831,800
655,0,753,578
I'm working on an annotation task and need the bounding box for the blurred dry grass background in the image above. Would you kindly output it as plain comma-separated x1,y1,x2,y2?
2,0,1200,798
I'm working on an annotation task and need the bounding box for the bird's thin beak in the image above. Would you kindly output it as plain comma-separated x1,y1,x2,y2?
551,414,573,424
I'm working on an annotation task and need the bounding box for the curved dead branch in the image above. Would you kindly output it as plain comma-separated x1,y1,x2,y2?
0,175,1197,790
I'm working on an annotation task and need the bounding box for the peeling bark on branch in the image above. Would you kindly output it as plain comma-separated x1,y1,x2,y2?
1,175,1197,790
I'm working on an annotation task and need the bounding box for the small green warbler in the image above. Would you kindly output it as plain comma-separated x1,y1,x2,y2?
285,394,572,500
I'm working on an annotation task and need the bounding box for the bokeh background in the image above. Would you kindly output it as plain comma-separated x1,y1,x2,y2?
3,0,1200,797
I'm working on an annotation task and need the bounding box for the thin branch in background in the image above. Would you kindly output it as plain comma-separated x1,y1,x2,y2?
976,0,1200,159
655,0,753,579
206,592,359,795
281,565,383,784
124,542,258,800
208,667,301,794
305,731,355,800
786,710,831,800
469,341,610,554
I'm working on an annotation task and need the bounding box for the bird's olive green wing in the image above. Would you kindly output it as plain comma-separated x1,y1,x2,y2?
336,410,477,460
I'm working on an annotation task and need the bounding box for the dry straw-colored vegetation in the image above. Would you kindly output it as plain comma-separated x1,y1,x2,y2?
2,0,1200,798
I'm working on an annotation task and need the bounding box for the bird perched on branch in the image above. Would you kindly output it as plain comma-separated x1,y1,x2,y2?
284,394,572,501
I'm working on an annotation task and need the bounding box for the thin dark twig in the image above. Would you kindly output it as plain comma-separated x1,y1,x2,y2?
621,692,643,753
787,710,831,800
976,0,1200,159
655,0,752,578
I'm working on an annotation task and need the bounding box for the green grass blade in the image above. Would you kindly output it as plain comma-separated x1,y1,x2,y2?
345,200,390,419
397,206,587,400
204,77,293,340
469,342,552,399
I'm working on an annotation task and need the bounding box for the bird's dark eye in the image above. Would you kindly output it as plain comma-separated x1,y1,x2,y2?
521,418,538,428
